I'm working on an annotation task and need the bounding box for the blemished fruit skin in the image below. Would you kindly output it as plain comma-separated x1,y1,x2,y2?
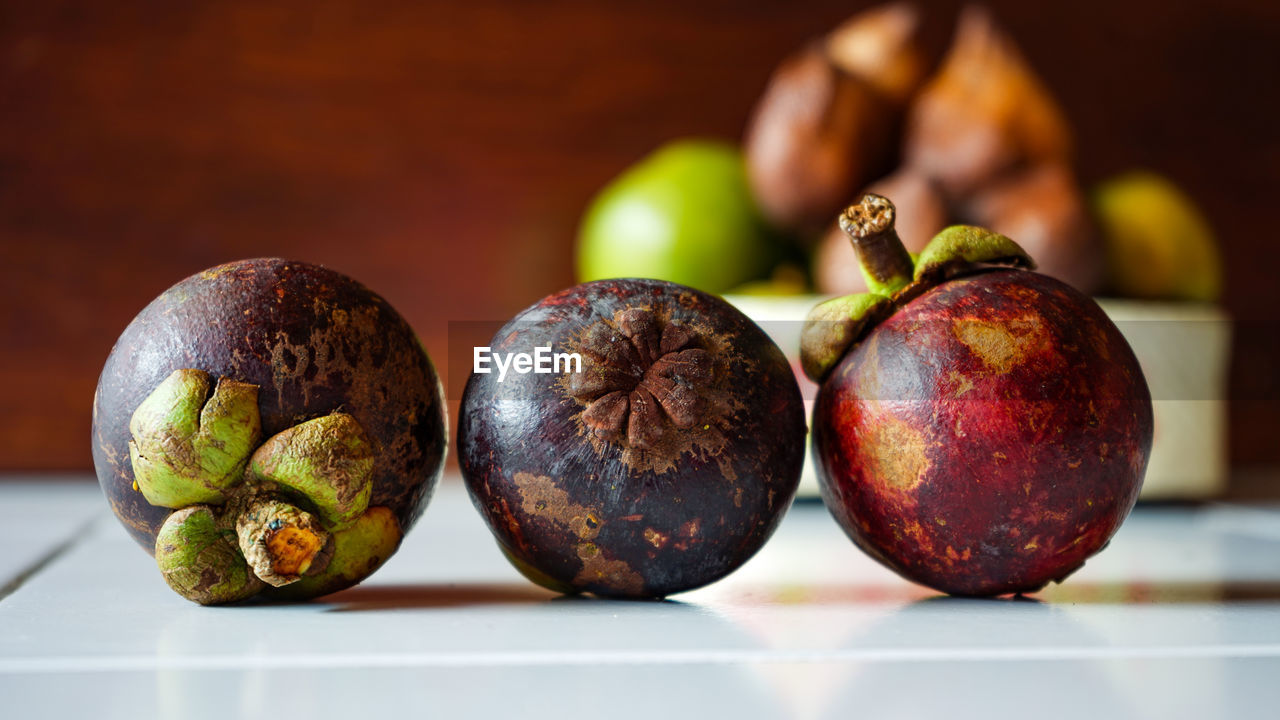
459,278,806,599
93,258,448,561
812,269,1152,596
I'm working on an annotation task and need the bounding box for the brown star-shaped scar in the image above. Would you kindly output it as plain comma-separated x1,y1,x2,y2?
566,307,714,450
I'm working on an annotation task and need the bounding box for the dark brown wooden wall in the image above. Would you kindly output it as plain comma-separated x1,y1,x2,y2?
2,0,1278,474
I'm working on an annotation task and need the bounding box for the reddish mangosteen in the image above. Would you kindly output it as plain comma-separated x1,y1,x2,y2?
92,258,447,604
802,195,1152,596
459,278,806,599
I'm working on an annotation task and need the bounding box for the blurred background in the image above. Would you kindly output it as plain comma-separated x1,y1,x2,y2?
1,0,1277,492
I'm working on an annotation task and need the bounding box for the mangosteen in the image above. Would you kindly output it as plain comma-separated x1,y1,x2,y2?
92,258,447,603
802,195,1152,596
458,278,806,599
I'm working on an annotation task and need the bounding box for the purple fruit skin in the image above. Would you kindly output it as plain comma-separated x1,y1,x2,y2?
92,258,447,574
459,278,806,598
813,270,1153,596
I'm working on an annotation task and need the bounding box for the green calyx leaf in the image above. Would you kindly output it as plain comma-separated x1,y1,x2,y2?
914,225,1035,284
263,506,403,601
802,226,1033,384
807,193,1037,384
129,369,390,602
800,293,893,383
129,369,262,509
155,506,264,605
247,413,375,531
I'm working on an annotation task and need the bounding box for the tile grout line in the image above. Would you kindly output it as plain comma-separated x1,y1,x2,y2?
4,644,1280,673
0,513,103,604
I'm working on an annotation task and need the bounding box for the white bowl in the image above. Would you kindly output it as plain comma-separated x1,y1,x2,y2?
725,293,1231,501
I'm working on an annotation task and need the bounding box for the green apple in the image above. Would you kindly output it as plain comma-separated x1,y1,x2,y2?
577,140,779,293
1092,171,1221,302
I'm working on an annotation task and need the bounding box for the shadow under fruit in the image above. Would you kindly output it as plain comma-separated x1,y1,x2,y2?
92,258,447,601
459,278,806,599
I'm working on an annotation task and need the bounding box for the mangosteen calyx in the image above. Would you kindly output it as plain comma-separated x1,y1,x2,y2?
247,413,377,531
128,368,262,508
565,307,715,451
231,495,331,586
129,368,398,604
801,193,1035,382
155,506,265,605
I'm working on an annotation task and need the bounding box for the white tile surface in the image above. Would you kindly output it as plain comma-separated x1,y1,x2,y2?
2,475,1280,719
0,477,106,590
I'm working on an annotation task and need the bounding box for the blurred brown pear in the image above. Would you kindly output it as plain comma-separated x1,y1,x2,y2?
903,7,1072,199
745,3,927,239
826,2,928,106
745,48,893,237
813,169,947,294
966,164,1104,294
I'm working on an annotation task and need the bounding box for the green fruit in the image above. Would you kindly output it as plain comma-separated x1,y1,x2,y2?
576,140,778,293
1092,172,1221,302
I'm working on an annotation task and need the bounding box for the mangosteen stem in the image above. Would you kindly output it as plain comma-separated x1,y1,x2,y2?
232,494,332,587
839,194,915,296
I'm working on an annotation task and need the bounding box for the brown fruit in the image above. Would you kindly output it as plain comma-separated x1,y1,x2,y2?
903,7,1071,198
814,169,947,294
745,46,896,236
967,164,1104,294
825,2,928,106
